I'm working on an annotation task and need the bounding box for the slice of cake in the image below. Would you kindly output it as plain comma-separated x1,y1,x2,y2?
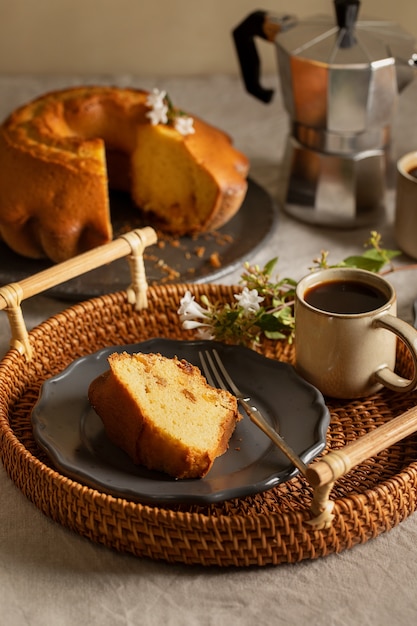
88,351,240,479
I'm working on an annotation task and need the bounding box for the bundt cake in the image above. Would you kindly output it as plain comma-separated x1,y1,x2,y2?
88,351,241,479
0,86,249,263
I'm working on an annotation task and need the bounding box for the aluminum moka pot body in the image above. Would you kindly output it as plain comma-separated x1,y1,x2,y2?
233,1,417,227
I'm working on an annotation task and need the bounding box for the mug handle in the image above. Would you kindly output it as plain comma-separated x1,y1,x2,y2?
373,313,417,392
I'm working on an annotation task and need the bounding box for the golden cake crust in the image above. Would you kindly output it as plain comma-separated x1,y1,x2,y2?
0,86,249,263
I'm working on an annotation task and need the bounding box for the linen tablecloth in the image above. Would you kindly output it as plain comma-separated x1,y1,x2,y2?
1,73,417,626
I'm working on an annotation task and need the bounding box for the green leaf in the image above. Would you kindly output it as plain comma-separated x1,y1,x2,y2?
257,313,287,332
342,244,401,273
273,307,294,326
264,330,287,340
264,257,279,276
342,255,386,272
222,310,240,326
363,248,401,261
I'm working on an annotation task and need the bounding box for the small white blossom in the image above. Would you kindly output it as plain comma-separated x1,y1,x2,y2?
195,326,215,340
146,88,169,125
234,287,264,313
178,290,211,321
181,320,214,339
146,88,167,110
178,292,214,338
181,320,206,330
146,106,168,125
145,88,195,133
174,115,195,136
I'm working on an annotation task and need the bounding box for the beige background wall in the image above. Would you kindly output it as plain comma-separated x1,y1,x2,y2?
0,0,415,76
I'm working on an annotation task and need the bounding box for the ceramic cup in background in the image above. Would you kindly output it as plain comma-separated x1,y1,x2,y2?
295,267,417,399
395,151,417,260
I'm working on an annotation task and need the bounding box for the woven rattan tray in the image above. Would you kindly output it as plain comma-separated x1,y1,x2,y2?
1,229,417,567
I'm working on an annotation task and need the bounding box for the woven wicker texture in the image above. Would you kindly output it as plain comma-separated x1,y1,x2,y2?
1,283,417,567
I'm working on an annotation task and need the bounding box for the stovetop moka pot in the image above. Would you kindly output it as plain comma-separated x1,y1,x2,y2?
233,0,417,227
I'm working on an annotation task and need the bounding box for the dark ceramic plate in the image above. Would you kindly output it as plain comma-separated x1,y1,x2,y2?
31,339,330,505
0,179,277,300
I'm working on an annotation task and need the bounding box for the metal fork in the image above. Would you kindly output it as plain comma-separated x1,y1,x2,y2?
199,349,308,476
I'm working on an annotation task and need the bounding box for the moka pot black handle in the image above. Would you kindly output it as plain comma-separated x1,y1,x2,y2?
232,10,297,104
232,11,274,104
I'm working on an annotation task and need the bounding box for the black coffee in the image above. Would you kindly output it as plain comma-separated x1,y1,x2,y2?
304,280,388,314
407,166,417,179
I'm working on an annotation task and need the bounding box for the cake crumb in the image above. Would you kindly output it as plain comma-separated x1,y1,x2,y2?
209,252,221,268
194,246,205,258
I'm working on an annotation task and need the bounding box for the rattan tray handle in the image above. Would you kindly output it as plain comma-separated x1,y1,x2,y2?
0,227,157,359
306,404,417,529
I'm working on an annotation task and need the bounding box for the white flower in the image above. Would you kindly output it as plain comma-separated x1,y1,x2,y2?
178,290,211,321
146,88,169,125
174,115,195,136
145,88,195,134
178,291,213,338
146,105,168,125
181,320,214,340
146,88,167,110
234,287,264,313
195,326,214,340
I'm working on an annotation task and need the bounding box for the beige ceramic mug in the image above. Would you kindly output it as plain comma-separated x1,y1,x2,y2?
395,151,417,260
295,267,417,399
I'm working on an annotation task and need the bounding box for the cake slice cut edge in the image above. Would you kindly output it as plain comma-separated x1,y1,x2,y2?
88,351,241,479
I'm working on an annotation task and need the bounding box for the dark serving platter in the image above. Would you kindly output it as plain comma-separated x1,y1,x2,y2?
0,178,277,300
32,339,330,505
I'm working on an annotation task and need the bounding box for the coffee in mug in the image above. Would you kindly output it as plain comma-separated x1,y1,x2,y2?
304,280,388,314
295,267,417,399
395,151,417,260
